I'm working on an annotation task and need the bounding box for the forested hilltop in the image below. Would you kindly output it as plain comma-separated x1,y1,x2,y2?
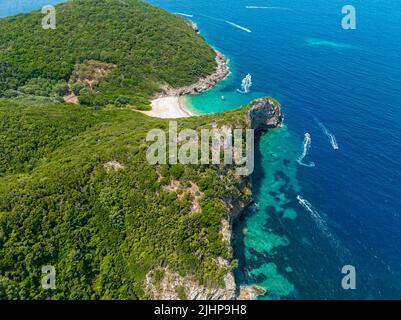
0,0,217,108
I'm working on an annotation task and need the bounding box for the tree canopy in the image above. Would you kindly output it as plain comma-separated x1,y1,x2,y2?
0,97,250,299
0,0,217,108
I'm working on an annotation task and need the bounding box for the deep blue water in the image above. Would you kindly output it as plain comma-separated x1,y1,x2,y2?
3,0,401,299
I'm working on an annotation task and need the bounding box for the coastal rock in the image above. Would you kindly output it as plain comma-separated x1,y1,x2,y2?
145,268,236,300
144,98,282,301
248,97,283,134
186,20,200,33
238,285,267,300
155,50,230,98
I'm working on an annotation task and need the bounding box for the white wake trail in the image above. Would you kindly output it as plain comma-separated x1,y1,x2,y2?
224,20,252,33
197,14,252,33
297,196,328,234
297,195,342,253
174,12,194,18
237,73,252,93
245,6,292,10
317,121,339,150
297,133,316,167
297,195,353,260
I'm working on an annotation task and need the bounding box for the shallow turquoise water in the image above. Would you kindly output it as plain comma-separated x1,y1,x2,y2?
184,60,264,115
234,127,301,299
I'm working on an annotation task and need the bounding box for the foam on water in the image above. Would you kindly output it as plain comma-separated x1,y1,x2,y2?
306,38,355,49
196,13,252,33
297,133,316,167
316,120,339,150
237,73,252,94
224,20,252,33
297,196,329,235
174,12,193,17
296,195,346,258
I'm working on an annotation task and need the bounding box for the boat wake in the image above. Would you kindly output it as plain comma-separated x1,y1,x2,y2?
297,133,316,167
197,14,252,33
296,195,344,256
245,6,292,10
316,121,339,150
237,73,252,94
297,196,328,233
224,20,252,33
174,12,194,18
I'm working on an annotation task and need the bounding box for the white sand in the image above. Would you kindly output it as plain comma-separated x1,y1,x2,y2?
140,96,194,119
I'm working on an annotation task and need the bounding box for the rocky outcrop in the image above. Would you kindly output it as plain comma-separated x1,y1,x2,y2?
220,96,283,247
103,160,125,172
154,51,230,98
186,20,200,33
238,285,267,300
145,268,236,300
248,97,283,134
221,186,253,247
145,97,283,301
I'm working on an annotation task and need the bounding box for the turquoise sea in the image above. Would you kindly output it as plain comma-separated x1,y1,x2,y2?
3,0,401,299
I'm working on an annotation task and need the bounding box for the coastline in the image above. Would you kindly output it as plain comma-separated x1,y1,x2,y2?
136,20,281,300
142,98,283,300
140,96,194,118
141,50,230,119
139,19,280,301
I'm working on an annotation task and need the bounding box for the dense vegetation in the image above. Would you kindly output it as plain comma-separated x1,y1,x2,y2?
0,0,217,108
0,97,250,299
0,0,253,300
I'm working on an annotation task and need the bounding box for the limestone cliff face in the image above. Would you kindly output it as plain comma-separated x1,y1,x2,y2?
146,267,236,300
221,97,283,246
248,97,283,134
228,98,283,300
154,51,230,98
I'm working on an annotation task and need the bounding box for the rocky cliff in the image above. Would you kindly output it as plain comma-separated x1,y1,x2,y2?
155,51,230,98
144,97,283,300
249,97,283,133
233,97,283,300
145,267,236,300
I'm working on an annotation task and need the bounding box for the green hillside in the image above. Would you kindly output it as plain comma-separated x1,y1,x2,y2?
0,0,217,108
0,97,251,300
0,0,253,300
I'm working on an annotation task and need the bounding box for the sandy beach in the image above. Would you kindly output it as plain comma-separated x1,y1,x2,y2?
139,50,229,119
140,96,194,119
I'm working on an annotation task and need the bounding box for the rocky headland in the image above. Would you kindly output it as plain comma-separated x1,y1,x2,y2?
154,50,230,99
144,97,283,300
